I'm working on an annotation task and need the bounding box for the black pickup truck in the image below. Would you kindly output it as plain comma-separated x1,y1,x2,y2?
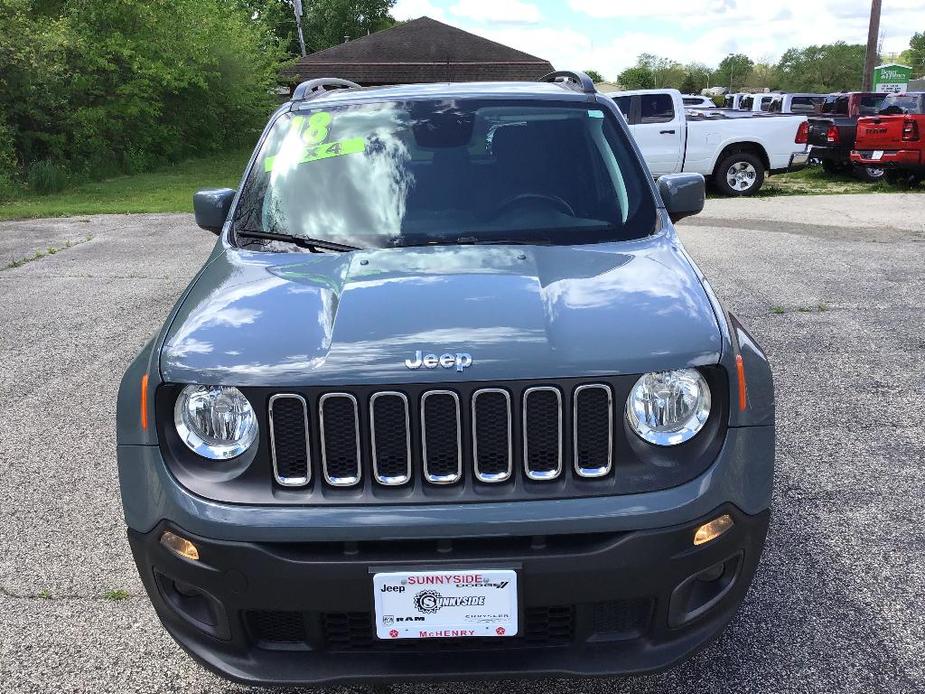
808,92,886,181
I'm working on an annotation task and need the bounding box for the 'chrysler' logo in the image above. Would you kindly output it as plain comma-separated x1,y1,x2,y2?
405,350,472,372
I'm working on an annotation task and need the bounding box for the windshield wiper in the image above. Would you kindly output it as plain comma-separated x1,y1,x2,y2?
236,228,360,253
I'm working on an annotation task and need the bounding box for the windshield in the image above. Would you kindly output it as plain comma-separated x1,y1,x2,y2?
233,99,657,250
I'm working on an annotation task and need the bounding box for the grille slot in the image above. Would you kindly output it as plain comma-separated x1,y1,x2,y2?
472,389,512,483
319,393,361,486
268,394,311,487
573,384,613,478
370,392,411,485
421,390,462,484
523,387,563,480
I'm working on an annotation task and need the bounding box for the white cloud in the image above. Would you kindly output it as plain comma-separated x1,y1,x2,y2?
464,0,925,79
566,0,924,64
391,0,447,21
449,0,542,24
394,1,923,78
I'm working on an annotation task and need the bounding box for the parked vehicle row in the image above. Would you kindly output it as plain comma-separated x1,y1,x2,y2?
609,89,809,195
806,92,888,182
722,92,826,114
851,92,925,185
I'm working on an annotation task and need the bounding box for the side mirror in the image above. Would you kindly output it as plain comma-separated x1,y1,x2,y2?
193,188,236,234
657,174,705,223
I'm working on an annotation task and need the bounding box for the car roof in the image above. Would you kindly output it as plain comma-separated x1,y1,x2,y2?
292,81,592,108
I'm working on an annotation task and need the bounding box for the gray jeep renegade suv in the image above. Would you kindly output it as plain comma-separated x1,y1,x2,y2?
117,72,774,686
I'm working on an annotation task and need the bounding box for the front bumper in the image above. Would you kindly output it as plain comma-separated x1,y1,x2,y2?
129,504,770,686
851,149,923,169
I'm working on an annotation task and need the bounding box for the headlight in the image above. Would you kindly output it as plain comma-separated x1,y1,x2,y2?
174,385,258,459
626,369,711,446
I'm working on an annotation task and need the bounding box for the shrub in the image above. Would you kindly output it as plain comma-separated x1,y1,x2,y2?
27,161,68,195
0,0,284,185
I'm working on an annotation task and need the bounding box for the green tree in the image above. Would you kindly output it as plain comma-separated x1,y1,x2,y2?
682,62,713,92
680,73,698,94
237,0,303,57
618,65,654,90
715,53,754,92
776,42,865,92
635,53,686,88
745,62,781,90
303,0,396,51
908,32,925,74
0,0,284,183
584,69,604,83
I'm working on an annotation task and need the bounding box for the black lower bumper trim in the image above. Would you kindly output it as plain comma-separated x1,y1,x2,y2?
128,504,770,685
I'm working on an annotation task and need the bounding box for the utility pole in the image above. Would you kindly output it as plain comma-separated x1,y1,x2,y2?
862,0,882,91
293,0,307,57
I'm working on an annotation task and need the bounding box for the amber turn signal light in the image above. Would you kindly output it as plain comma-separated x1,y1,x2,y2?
693,514,734,546
160,530,200,561
140,373,149,430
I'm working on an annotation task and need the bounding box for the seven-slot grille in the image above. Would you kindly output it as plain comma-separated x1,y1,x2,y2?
268,383,615,489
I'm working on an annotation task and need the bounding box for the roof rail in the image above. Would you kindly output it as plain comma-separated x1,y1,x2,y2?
291,78,362,102
539,71,597,95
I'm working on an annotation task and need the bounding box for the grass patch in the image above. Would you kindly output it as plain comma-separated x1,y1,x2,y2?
2,235,93,270
37,590,52,599
0,149,250,221
758,165,925,198
103,589,131,601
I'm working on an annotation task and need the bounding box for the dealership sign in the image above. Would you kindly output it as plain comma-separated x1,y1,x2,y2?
874,64,912,93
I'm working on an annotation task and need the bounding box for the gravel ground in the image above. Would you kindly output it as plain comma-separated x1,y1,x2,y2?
1,195,923,693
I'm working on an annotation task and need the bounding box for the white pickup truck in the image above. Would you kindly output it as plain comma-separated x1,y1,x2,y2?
608,88,810,195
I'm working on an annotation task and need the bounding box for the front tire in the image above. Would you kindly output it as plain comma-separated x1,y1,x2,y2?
853,164,886,183
714,152,765,196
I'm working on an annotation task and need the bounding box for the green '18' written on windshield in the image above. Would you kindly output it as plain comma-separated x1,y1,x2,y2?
263,112,366,172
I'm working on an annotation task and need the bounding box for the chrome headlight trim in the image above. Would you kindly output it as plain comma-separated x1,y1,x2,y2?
625,368,711,446
174,384,258,460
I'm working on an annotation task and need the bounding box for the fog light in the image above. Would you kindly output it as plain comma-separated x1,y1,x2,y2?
693,514,733,546
161,531,200,561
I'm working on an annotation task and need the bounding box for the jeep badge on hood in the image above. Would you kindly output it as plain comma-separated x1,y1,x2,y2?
405,351,473,372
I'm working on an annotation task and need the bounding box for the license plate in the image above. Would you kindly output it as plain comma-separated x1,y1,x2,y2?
372,569,518,640
872,150,884,160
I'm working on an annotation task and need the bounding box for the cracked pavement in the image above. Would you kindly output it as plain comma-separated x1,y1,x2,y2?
1,195,923,693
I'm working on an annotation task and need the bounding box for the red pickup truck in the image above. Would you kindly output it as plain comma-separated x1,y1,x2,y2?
851,93,925,185
807,92,886,181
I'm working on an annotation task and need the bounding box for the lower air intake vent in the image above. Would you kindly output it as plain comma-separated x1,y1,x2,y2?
322,606,574,651
247,610,307,646
421,390,462,484
319,393,361,486
523,387,562,480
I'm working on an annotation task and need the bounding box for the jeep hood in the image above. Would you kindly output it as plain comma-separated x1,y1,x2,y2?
161,236,722,386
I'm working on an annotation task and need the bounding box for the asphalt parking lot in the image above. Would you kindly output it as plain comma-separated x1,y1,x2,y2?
1,193,923,694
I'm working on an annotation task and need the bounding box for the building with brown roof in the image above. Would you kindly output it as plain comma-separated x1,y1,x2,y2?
280,16,555,89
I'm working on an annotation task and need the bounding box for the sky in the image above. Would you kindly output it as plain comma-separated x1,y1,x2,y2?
391,0,925,80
